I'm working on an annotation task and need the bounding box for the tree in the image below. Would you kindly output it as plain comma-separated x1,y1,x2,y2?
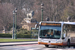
0,3,14,30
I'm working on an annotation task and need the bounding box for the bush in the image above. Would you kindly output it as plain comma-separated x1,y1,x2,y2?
0,33,31,38
0,29,38,38
17,29,31,34
0,33,12,38
17,34,31,38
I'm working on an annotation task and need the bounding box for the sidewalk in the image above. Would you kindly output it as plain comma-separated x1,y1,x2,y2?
0,41,38,46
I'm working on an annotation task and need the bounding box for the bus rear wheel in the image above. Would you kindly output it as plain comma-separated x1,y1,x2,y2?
45,45,49,47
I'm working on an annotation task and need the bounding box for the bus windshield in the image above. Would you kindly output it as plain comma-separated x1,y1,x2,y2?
40,26,61,39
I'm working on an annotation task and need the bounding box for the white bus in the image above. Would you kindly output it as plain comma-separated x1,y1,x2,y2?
37,21,75,47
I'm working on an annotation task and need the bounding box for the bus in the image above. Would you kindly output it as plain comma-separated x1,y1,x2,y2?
37,21,75,47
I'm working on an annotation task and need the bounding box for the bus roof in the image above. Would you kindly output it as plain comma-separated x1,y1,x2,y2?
63,22,75,25
40,21,75,25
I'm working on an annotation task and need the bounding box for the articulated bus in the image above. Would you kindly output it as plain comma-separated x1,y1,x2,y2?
37,21,75,47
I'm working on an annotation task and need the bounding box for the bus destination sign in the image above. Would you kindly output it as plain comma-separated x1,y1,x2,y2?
41,23,61,26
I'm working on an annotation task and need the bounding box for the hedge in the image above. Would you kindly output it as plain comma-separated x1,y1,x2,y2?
0,33,31,38
0,33,12,38
17,34,31,38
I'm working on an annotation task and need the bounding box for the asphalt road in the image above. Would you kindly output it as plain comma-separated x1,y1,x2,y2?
0,44,75,50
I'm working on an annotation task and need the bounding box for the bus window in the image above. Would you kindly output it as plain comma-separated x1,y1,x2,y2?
45,30,53,37
39,26,61,39
54,30,61,38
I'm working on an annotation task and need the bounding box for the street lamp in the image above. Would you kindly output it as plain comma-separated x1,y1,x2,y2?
14,8,17,39
41,3,44,21
12,10,15,39
12,8,17,39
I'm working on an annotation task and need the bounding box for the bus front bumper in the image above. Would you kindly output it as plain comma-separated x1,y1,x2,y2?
38,42,67,46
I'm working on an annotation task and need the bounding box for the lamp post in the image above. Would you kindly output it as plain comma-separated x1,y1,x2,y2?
12,8,17,39
41,3,44,21
14,8,17,39
12,10,15,39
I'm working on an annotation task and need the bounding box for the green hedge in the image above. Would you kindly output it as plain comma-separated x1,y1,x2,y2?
0,29,38,38
0,33,12,38
17,34,31,38
0,33,31,38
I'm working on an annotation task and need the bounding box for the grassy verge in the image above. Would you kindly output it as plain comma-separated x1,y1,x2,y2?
0,39,38,42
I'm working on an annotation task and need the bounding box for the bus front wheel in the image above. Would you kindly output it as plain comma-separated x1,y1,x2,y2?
45,45,49,47
67,39,70,48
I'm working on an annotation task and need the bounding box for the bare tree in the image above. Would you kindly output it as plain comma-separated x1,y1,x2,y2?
0,3,14,30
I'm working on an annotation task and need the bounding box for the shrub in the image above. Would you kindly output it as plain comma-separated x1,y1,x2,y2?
0,33,12,38
0,33,31,38
17,34,31,38
17,29,31,34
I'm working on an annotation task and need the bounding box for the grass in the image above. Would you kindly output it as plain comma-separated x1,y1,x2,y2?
0,39,38,42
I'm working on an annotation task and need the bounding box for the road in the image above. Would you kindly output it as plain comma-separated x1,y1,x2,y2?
0,44,75,50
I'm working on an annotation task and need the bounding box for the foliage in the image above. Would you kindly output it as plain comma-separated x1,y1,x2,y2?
31,29,38,38
31,30,38,33
17,34,31,38
61,6,69,21
0,33,12,38
0,33,31,38
17,29,31,38
0,3,14,30
17,28,31,34
6,23,13,31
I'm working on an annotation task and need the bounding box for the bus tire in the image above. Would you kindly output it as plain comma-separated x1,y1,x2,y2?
45,45,49,47
67,39,70,48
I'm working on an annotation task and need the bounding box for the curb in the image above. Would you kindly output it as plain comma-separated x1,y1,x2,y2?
0,43,38,47
0,41,38,47
0,41,37,43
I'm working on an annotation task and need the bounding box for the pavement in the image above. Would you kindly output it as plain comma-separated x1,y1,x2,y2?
0,41,38,46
